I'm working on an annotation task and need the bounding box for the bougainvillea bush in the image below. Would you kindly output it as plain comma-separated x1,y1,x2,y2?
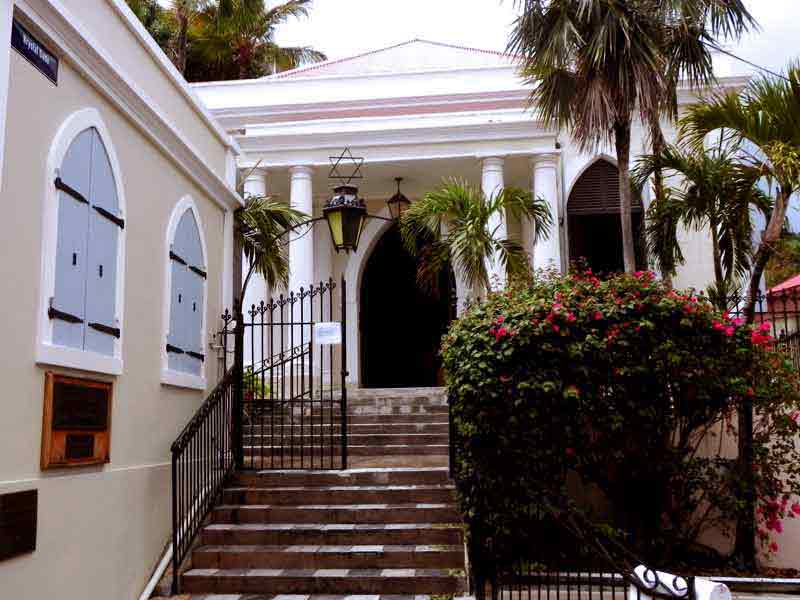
443,270,800,568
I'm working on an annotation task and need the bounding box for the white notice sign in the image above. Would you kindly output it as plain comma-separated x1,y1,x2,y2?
314,322,342,345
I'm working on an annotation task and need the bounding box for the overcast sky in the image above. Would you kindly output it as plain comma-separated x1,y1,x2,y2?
271,0,800,77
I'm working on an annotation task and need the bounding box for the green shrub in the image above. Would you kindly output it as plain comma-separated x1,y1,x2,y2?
443,270,800,565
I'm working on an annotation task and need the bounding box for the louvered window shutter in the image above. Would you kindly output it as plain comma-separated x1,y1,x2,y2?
168,210,205,375
85,129,122,355
184,214,205,375
568,160,643,216
52,129,92,349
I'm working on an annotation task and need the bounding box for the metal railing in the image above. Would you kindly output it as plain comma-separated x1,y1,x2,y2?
239,278,348,470
170,366,236,595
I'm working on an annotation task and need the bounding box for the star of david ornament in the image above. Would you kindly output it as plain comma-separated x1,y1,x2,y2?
328,147,364,185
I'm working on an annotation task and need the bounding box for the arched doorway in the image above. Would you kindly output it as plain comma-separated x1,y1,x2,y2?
360,225,455,388
568,159,646,273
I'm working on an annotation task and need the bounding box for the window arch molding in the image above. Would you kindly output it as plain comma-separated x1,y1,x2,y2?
36,108,126,375
162,195,208,390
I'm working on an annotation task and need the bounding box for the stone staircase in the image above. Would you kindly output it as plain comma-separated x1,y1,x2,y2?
179,387,466,600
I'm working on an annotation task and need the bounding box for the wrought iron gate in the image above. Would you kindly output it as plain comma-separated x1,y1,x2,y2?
221,276,348,470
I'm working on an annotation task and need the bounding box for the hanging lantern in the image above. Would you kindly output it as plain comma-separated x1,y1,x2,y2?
387,177,411,221
323,185,368,253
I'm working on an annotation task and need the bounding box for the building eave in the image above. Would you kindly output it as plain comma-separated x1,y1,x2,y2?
16,0,243,210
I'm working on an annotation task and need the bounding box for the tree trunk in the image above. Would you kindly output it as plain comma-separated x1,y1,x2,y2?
174,4,189,75
744,186,790,322
646,110,674,286
710,217,724,289
733,185,792,570
615,119,636,273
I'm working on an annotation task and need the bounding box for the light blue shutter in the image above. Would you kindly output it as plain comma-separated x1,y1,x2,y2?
167,254,185,372
85,130,121,355
52,129,92,349
169,212,191,372
184,214,204,376
167,210,205,375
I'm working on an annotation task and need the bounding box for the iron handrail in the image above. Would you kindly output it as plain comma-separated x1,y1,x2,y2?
170,366,237,594
171,367,235,454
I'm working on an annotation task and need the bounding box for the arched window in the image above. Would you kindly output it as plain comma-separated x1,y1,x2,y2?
37,109,125,375
567,158,645,273
163,198,207,388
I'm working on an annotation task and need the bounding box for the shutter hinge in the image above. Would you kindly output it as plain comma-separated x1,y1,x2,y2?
186,351,205,362
54,177,89,204
88,322,121,338
169,251,187,265
166,344,185,354
48,306,84,324
92,205,125,229
189,265,207,279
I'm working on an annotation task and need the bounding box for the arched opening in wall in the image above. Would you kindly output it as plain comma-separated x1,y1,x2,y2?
360,224,456,388
568,159,646,274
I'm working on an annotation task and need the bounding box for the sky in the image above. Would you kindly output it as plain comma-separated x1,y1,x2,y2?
270,0,800,77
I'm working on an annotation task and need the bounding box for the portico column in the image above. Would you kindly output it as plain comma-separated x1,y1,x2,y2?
531,153,562,272
481,157,507,290
289,166,314,294
241,168,269,305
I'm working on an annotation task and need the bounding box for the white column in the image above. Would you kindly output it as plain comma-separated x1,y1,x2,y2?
288,166,314,294
531,153,562,272
0,2,14,193
241,168,269,309
481,157,506,290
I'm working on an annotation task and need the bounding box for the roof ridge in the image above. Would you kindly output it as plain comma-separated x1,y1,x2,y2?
271,38,515,80
272,39,419,80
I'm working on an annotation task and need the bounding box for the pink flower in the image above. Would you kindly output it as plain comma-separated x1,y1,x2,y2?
760,321,772,332
791,503,800,516
552,324,560,333
790,410,800,425
496,315,505,324
494,327,509,341
770,542,780,553
594,311,603,321
724,326,735,337
567,313,576,322
565,447,576,457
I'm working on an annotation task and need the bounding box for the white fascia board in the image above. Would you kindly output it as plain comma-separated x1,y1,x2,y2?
106,0,240,155
244,108,537,139
194,66,526,111
17,0,243,210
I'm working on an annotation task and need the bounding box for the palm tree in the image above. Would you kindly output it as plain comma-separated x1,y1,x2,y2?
632,144,771,302
188,0,326,81
236,194,308,300
399,178,552,298
508,0,755,273
680,65,800,320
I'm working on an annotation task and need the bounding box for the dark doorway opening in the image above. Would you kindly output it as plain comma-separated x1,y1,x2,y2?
360,225,455,388
567,159,646,274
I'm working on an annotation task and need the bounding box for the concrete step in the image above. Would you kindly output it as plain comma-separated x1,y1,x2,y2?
192,543,464,570
232,467,451,488
244,444,449,458
212,502,459,524
187,595,466,600
201,522,463,546
222,484,455,506
182,566,466,595
244,433,448,446
245,404,449,418
243,422,449,435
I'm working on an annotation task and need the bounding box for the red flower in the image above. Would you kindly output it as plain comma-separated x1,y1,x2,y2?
594,311,603,321
770,541,780,553
496,315,505,324
792,503,800,516
552,324,560,333
565,447,576,457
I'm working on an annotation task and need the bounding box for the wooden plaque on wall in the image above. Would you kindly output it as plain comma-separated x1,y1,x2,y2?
41,373,112,469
